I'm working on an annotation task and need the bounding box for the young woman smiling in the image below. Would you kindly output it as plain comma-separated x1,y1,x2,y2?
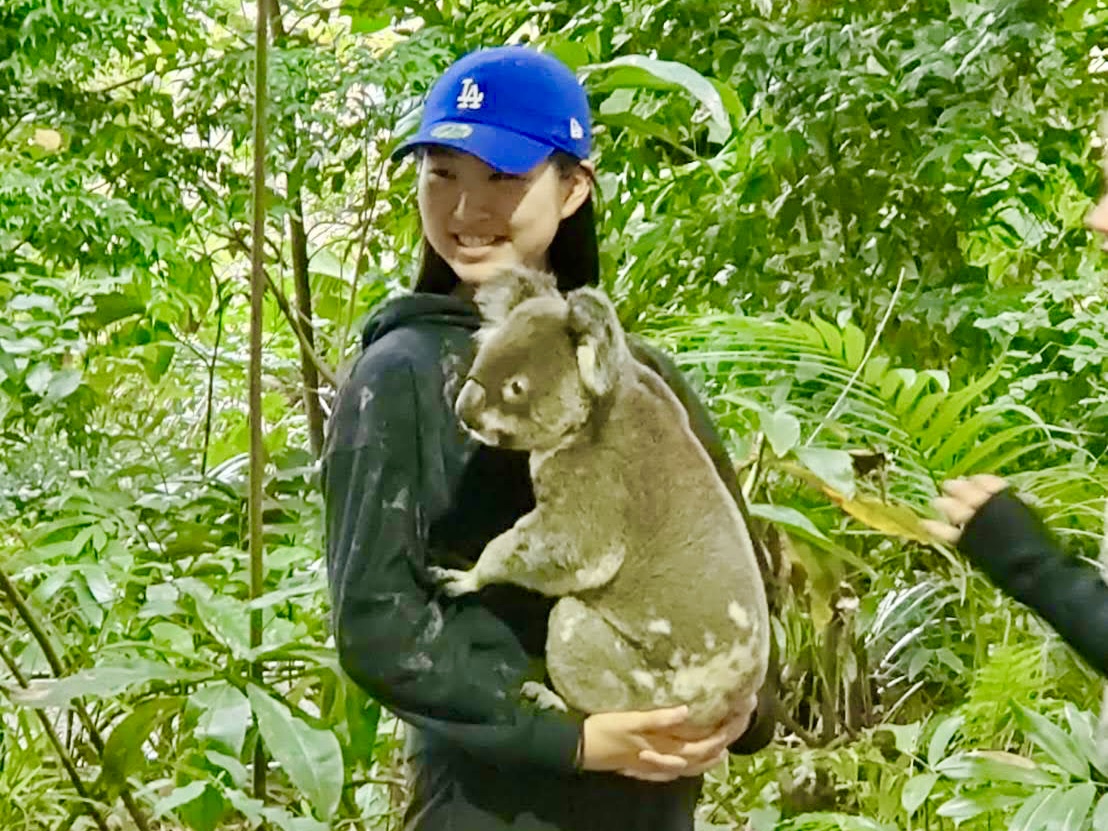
322,45,772,831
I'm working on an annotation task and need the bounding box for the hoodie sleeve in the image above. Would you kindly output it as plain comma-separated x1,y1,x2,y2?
626,335,778,754
323,344,584,772
959,489,1108,678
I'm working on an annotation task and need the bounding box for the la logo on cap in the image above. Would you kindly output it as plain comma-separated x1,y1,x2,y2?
569,118,584,140
456,78,484,110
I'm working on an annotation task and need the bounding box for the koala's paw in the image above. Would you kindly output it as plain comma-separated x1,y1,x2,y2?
521,681,568,712
427,566,481,597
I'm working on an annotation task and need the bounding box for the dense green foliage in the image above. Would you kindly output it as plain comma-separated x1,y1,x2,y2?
2,0,1107,828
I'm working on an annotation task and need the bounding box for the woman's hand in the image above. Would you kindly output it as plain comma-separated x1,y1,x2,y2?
629,692,758,781
579,706,695,780
581,693,758,783
921,474,1009,544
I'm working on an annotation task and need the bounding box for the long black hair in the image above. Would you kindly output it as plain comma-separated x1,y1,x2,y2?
412,152,599,295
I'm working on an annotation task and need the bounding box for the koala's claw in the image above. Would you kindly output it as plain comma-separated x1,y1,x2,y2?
427,566,481,597
521,681,568,712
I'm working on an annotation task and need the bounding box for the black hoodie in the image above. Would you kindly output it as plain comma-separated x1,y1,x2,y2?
323,292,773,830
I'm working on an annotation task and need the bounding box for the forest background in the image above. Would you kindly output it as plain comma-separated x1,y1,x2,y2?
3,0,1108,829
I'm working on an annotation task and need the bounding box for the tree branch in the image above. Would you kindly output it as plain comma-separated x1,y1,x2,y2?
0,646,112,831
0,567,152,831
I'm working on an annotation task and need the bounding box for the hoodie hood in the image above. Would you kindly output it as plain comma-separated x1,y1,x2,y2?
362,292,482,349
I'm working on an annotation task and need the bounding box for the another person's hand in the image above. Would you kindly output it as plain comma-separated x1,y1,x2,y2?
921,474,1009,544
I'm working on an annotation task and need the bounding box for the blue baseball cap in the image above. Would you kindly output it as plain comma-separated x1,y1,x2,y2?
392,45,592,175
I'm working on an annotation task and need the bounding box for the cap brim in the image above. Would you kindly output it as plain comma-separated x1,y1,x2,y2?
391,121,555,175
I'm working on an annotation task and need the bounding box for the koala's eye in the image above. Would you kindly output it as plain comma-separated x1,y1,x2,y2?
502,376,529,403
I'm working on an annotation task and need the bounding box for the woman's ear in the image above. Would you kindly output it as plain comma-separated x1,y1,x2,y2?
559,161,594,220
566,286,625,398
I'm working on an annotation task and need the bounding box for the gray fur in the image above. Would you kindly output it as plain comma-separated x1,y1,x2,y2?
472,265,559,326
431,265,770,726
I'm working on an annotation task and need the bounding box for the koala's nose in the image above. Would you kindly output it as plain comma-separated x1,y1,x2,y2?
455,379,486,426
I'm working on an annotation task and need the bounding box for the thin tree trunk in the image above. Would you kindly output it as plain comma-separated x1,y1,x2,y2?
269,0,324,457
250,0,270,803
288,208,324,456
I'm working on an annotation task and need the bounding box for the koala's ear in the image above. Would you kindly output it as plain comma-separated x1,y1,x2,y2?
472,265,559,324
566,287,626,398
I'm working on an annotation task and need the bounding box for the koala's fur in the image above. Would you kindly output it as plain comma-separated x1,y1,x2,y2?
430,266,770,726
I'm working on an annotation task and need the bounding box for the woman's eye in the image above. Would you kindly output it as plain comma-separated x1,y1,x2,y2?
491,172,526,183
429,167,454,179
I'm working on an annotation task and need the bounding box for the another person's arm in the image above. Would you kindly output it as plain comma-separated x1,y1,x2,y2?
925,475,1108,677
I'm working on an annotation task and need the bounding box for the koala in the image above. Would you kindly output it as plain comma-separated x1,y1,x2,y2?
429,265,770,726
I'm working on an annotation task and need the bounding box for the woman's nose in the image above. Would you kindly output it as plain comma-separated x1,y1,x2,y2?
452,190,491,221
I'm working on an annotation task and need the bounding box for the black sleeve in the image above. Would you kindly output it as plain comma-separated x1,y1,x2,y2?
323,349,583,772
959,488,1108,678
626,334,778,754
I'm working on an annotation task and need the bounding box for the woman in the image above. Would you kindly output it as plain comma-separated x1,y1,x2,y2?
922,174,1108,677
322,45,772,831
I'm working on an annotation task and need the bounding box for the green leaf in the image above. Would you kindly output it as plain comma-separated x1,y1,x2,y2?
1054,783,1097,831
747,503,828,542
901,772,938,817
8,661,199,709
226,789,329,831
936,785,1025,821
709,78,745,122
247,685,344,820
45,368,82,400
24,363,52,394
795,447,856,499
582,55,730,140
339,0,392,33
935,750,1058,786
880,721,923,756
189,682,251,757
101,696,184,790
153,781,210,817
204,749,248,788
842,323,867,369
1009,790,1053,831
1092,793,1108,831
190,592,253,660
760,409,801,456
1063,703,1108,779
928,714,964,765
1011,703,1090,779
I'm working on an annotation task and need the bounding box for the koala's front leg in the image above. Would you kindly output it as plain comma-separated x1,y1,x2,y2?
426,526,527,598
429,514,623,598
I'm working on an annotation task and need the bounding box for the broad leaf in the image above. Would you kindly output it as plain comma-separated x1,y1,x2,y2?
901,772,938,816
247,685,343,820
582,55,730,141
190,682,251,757
1011,703,1090,779
8,661,199,709
101,696,184,790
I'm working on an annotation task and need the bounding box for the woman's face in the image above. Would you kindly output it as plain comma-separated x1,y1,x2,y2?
417,148,592,285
